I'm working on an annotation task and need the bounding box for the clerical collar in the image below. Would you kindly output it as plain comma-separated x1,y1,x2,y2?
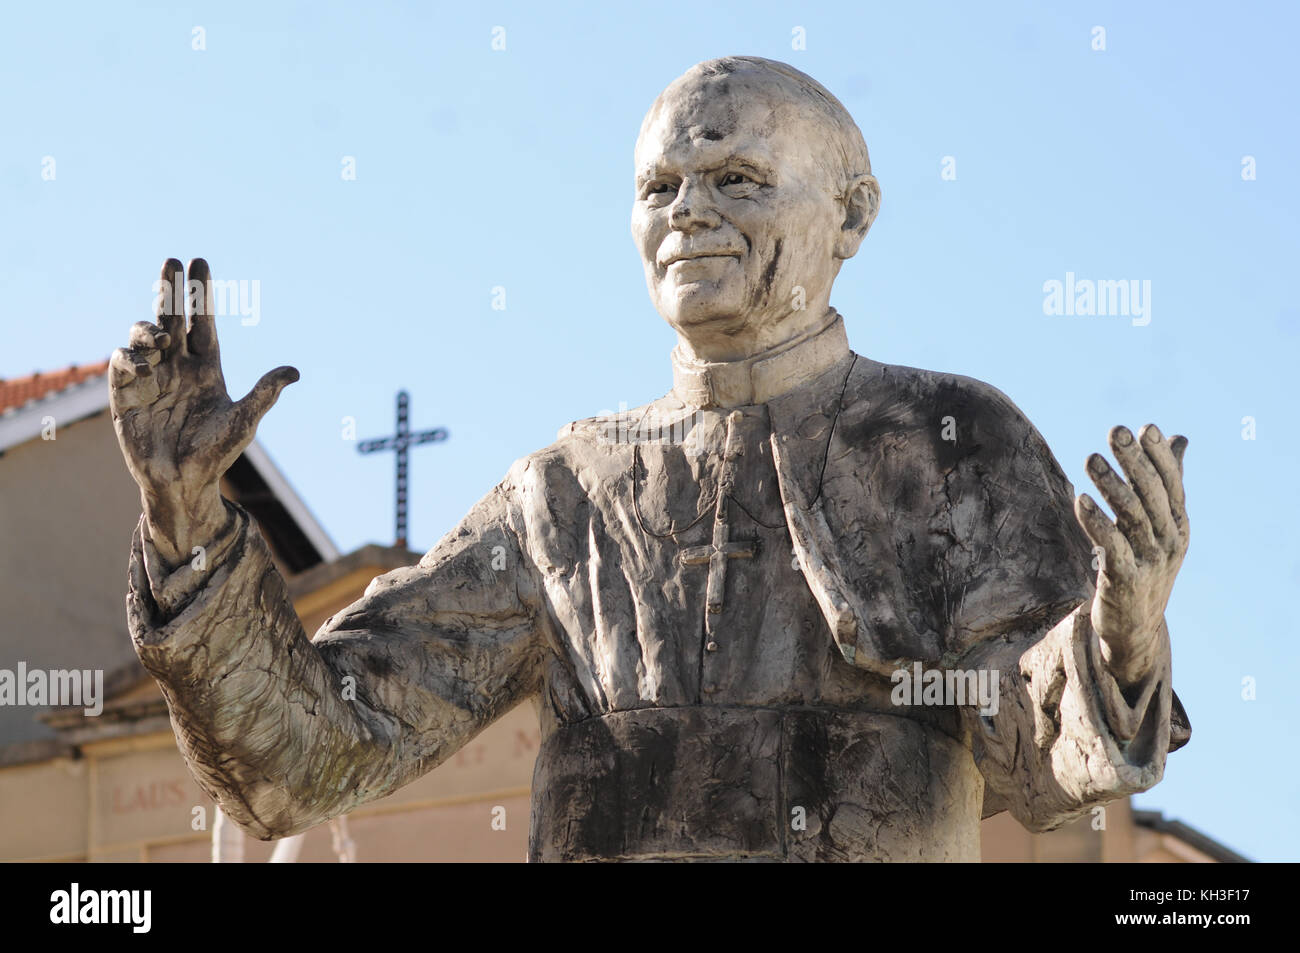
671,311,851,409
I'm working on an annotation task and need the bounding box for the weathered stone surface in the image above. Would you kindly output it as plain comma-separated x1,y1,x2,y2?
531,706,983,862
110,56,1191,861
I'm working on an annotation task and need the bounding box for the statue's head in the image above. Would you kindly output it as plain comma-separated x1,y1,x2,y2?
632,56,881,360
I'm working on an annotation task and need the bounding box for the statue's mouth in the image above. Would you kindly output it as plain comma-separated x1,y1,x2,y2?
661,252,741,268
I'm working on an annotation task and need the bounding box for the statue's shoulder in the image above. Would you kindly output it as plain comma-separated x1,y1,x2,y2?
841,353,1048,450
503,397,674,492
551,411,627,445
550,395,689,448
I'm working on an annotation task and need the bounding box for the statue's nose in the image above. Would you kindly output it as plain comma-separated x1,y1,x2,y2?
669,180,722,230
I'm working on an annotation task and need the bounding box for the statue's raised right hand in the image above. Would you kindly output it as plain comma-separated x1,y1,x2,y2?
110,258,298,569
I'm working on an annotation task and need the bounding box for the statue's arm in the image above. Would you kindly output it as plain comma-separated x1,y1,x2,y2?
922,380,1192,830
946,398,1191,830
111,259,550,839
127,475,549,841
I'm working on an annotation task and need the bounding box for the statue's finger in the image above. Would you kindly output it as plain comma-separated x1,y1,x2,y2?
186,257,221,360
1110,425,1175,548
1170,435,1189,475
124,328,180,399
129,321,172,352
135,347,162,372
155,258,186,358
109,348,154,415
1139,424,1186,536
1075,493,1136,581
1086,452,1158,563
217,365,300,462
109,347,138,388
239,365,299,421
131,347,165,400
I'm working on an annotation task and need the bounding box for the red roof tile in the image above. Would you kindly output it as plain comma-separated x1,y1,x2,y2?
0,360,110,414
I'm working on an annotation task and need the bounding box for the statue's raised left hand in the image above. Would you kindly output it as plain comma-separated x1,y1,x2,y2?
1073,425,1189,687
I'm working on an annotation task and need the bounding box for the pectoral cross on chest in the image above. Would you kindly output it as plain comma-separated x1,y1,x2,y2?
678,410,759,625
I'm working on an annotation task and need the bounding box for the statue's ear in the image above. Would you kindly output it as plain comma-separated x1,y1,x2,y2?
834,174,881,260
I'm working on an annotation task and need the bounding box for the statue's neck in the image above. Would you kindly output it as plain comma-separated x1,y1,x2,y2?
673,302,839,365
670,309,850,409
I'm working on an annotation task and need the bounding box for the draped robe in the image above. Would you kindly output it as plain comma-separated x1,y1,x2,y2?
126,313,1189,862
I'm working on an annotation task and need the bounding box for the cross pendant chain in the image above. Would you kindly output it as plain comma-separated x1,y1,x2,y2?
679,411,757,619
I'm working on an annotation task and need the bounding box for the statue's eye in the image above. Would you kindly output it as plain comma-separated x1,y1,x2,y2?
648,182,676,195
721,172,750,186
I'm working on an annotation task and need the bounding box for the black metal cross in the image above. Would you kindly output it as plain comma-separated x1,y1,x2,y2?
357,390,448,549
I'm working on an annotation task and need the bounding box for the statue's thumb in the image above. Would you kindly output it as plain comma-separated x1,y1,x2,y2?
235,365,300,428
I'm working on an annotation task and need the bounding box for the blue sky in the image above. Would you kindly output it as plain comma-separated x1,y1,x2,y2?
2,1,1296,861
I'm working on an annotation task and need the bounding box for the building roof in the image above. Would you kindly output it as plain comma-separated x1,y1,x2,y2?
1132,809,1252,863
0,360,111,415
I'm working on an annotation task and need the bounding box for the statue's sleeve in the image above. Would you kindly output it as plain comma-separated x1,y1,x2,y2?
940,379,1190,830
125,465,549,840
958,608,1187,830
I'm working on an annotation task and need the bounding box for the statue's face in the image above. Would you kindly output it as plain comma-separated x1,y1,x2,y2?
632,72,849,345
